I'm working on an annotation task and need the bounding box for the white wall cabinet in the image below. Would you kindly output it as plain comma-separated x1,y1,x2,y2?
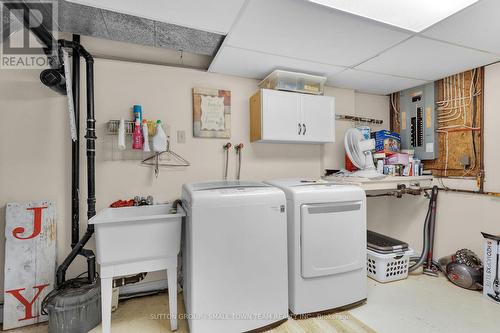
250,89,335,143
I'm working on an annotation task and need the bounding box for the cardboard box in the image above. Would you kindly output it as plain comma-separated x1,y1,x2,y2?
371,130,401,153
482,232,500,305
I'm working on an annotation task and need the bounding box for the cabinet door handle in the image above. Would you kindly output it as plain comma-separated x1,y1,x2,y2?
298,123,302,135
303,123,306,135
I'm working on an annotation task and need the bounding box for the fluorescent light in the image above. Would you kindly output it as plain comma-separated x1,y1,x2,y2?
309,0,479,32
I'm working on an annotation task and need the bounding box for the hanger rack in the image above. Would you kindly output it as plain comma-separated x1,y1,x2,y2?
335,114,383,125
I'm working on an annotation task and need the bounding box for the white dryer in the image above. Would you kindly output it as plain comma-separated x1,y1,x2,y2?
181,181,288,333
265,179,367,316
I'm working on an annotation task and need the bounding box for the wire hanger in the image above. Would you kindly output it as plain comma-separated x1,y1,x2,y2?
141,139,189,178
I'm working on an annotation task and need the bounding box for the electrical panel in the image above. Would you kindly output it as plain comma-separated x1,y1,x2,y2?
399,83,438,160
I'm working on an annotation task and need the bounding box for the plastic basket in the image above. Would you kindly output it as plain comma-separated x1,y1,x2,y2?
367,248,413,283
258,70,326,95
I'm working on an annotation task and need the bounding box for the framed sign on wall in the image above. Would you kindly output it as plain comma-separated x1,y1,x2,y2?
193,87,231,138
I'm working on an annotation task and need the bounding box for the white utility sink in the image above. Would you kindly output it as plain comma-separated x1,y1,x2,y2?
90,203,185,333
90,203,184,266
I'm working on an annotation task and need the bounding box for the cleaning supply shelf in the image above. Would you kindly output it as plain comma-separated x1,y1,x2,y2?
106,119,189,177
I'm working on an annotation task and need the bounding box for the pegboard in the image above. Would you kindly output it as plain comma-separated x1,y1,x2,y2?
391,68,483,178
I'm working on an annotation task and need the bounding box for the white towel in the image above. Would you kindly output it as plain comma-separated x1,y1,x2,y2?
118,118,126,150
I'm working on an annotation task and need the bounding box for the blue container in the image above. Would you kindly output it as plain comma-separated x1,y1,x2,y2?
133,105,142,122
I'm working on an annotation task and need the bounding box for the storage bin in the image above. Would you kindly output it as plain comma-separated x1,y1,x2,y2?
367,248,413,283
258,70,326,95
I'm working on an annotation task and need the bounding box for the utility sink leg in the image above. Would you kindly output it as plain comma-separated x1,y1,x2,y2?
167,265,178,331
101,277,113,333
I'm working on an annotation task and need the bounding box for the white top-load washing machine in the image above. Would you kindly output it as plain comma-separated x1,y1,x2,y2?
182,181,288,333
265,179,367,316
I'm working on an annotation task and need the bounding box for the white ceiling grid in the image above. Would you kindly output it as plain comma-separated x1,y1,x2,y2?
210,0,500,94
66,0,500,94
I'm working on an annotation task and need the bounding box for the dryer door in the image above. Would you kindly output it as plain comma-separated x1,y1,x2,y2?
301,201,365,278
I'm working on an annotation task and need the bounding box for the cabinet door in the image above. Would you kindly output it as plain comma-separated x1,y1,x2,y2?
262,89,300,141
300,94,335,143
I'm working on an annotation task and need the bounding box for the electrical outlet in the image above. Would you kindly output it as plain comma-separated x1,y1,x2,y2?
177,130,186,144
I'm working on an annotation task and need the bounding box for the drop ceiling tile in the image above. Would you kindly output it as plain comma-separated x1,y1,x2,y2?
356,36,499,81
58,0,109,39
65,0,246,34
209,46,346,79
327,69,428,95
102,10,155,47
224,0,411,67
155,22,224,56
422,0,500,54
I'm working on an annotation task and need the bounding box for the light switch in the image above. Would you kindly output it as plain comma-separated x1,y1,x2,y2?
177,130,186,144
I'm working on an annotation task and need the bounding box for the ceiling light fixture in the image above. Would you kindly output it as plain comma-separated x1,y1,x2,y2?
308,0,479,32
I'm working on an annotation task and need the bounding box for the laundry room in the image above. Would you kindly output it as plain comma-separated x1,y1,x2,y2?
1,1,500,333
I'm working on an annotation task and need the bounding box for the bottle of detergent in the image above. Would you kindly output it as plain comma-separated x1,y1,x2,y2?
132,118,143,150
142,119,151,152
152,120,167,152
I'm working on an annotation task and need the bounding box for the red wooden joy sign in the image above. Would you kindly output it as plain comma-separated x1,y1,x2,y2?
3,201,56,330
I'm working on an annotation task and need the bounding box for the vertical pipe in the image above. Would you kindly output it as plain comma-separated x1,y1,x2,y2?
85,56,97,221
71,34,80,248
425,186,439,271
479,67,485,193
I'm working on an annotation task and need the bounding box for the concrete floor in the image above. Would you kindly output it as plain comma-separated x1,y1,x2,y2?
350,273,500,333
6,274,500,333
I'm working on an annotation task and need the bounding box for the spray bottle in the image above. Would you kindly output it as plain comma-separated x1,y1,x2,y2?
132,118,143,150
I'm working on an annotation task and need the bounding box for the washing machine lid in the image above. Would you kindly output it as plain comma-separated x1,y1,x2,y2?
183,180,284,207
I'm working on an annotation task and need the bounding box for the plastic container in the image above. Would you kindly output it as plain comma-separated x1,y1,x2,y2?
152,120,167,152
386,153,410,166
367,248,414,283
132,118,143,150
258,70,326,95
90,204,184,266
133,104,142,122
142,119,150,152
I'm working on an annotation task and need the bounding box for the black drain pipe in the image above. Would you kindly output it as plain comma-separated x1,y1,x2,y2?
10,2,97,286
56,39,97,285
71,34,81,248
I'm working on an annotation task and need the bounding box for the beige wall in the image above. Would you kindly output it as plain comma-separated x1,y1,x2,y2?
0,59,386,299
321,89,389,171
2,57,499,302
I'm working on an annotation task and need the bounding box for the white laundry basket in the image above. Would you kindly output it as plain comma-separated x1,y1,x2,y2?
367,248,413,283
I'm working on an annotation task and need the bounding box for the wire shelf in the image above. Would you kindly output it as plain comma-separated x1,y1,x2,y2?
106,119,189,177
